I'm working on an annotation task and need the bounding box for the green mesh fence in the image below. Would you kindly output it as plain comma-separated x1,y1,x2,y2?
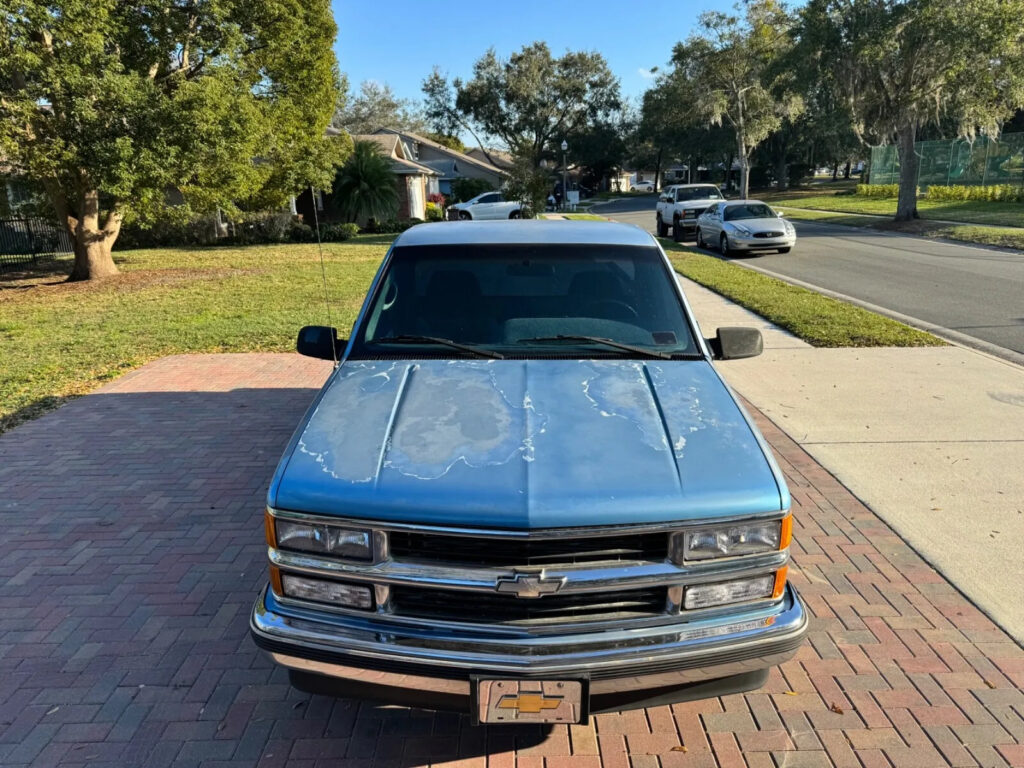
870,133,1024,190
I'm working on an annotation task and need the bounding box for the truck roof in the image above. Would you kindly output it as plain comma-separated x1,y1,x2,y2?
394,220,656,248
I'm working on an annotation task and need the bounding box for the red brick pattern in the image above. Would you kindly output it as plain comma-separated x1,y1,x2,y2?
0,354,1021,767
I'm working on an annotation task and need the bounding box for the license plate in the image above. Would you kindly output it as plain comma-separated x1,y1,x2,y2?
475,679,586,724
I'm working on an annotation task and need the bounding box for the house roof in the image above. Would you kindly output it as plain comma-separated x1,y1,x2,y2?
466,147,515,170
372,128,506,177
351,134,439,176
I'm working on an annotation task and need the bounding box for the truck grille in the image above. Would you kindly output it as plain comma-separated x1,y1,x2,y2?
388,531,669,568
390,585,667,626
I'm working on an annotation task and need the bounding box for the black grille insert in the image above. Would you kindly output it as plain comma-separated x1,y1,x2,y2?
753,231,784,238
388,531,669,568
390,585,667,625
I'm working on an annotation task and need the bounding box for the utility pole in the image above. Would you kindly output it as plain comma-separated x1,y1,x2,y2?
561,140,569,211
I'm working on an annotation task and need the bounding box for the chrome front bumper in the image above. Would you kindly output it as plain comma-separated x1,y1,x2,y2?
250,583,808,702
731,236,796,250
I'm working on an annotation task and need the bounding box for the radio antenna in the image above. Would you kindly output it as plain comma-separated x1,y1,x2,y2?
309,186,338,367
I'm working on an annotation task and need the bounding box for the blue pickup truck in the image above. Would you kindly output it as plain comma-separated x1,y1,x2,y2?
250,221,808,724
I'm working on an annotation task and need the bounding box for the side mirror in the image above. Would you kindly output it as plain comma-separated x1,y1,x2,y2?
297,325,344,360
706,327,763,360
777,210,785,218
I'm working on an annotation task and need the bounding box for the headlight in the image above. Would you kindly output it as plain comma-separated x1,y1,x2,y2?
672,516,790,562
274,518,374,561
731,224,752,236
280,573,374,609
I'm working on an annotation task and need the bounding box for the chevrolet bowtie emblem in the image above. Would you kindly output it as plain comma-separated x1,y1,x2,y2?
497,692,564,714
495,571,566,598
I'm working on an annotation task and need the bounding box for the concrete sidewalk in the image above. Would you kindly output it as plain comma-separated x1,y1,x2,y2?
680,276,1024,644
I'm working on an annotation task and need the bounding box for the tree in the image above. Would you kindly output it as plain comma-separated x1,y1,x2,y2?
333,80,427,135
331,141,399,223
670,0,804,199
800,0,1024,220
568,120,629,191
423,44,621,167
0,0,343,280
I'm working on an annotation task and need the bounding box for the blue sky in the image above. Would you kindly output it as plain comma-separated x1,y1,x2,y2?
332,0,739,110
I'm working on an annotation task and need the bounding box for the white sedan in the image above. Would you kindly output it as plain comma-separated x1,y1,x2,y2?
450,191,523,220
695,200,796,256
631,180,656,192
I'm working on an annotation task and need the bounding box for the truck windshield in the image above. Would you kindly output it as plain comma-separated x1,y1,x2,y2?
351,244,701,359
678,187,722,201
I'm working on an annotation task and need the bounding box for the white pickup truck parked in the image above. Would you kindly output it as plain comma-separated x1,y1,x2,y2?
655,184,725,242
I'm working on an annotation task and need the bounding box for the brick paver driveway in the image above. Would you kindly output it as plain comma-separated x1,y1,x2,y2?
1,354,1022,768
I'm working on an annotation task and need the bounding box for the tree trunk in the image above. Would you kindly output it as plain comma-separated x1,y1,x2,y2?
831,162,839,180
895,123,920,221
66,190,121,281
843,161,851,179
737,150,750,199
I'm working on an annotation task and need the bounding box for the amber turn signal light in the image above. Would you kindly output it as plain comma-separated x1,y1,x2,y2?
264,508,277,548
772,566,788,599
779,514,793,551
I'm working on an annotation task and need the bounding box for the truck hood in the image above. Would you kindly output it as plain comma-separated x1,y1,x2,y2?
272,359,786,528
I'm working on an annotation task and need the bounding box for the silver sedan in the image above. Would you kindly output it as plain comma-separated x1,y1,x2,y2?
695,200,796,256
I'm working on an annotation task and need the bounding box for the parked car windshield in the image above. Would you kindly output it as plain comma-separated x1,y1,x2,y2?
724,203,775,221
677,186,723,202
351,244,701,359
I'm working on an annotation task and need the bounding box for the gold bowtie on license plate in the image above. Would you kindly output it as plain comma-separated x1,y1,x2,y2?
475,679,586,724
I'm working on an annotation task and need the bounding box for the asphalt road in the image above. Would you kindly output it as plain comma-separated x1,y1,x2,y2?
593,194,1024,361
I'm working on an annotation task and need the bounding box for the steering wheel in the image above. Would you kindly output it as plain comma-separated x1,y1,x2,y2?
586,299,639,321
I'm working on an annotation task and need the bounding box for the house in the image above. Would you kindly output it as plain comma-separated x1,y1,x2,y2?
373,129,506,196
295,129,439,223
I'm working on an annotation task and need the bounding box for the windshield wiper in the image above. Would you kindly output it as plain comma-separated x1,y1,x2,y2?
371,335,505,359
516,335,675,360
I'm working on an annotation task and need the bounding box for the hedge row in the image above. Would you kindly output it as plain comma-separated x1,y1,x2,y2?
856,184,902,198
116,213,421,250
924,184,1024,203
856,183,1024,202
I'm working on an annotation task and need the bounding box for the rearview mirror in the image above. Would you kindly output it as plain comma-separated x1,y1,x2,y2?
706,327,763,360
297,325,344,360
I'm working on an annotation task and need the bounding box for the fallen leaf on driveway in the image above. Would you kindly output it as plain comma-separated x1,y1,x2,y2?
46,706,59,715
830,702,844,714
984,680,996,689
671,746,688,752
783,691,799,696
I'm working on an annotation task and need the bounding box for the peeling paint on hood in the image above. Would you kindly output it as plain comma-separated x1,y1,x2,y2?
273,359,785,528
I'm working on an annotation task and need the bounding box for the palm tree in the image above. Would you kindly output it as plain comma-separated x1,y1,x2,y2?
331,141,399,223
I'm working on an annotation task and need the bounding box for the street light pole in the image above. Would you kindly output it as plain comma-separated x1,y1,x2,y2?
561,139,568,211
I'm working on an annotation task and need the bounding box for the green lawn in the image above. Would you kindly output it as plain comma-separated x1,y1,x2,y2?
0,234,943,435
761,191,1024,228
659,239,944,348
0,238,390,433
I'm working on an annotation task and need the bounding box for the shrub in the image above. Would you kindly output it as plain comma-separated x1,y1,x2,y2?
321,222,360,242
924,184,1024,203
289,222,315,242
427,192,447,206
425,201,444,222
856,183,901,198
232,212,294,244
365,218,422,234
